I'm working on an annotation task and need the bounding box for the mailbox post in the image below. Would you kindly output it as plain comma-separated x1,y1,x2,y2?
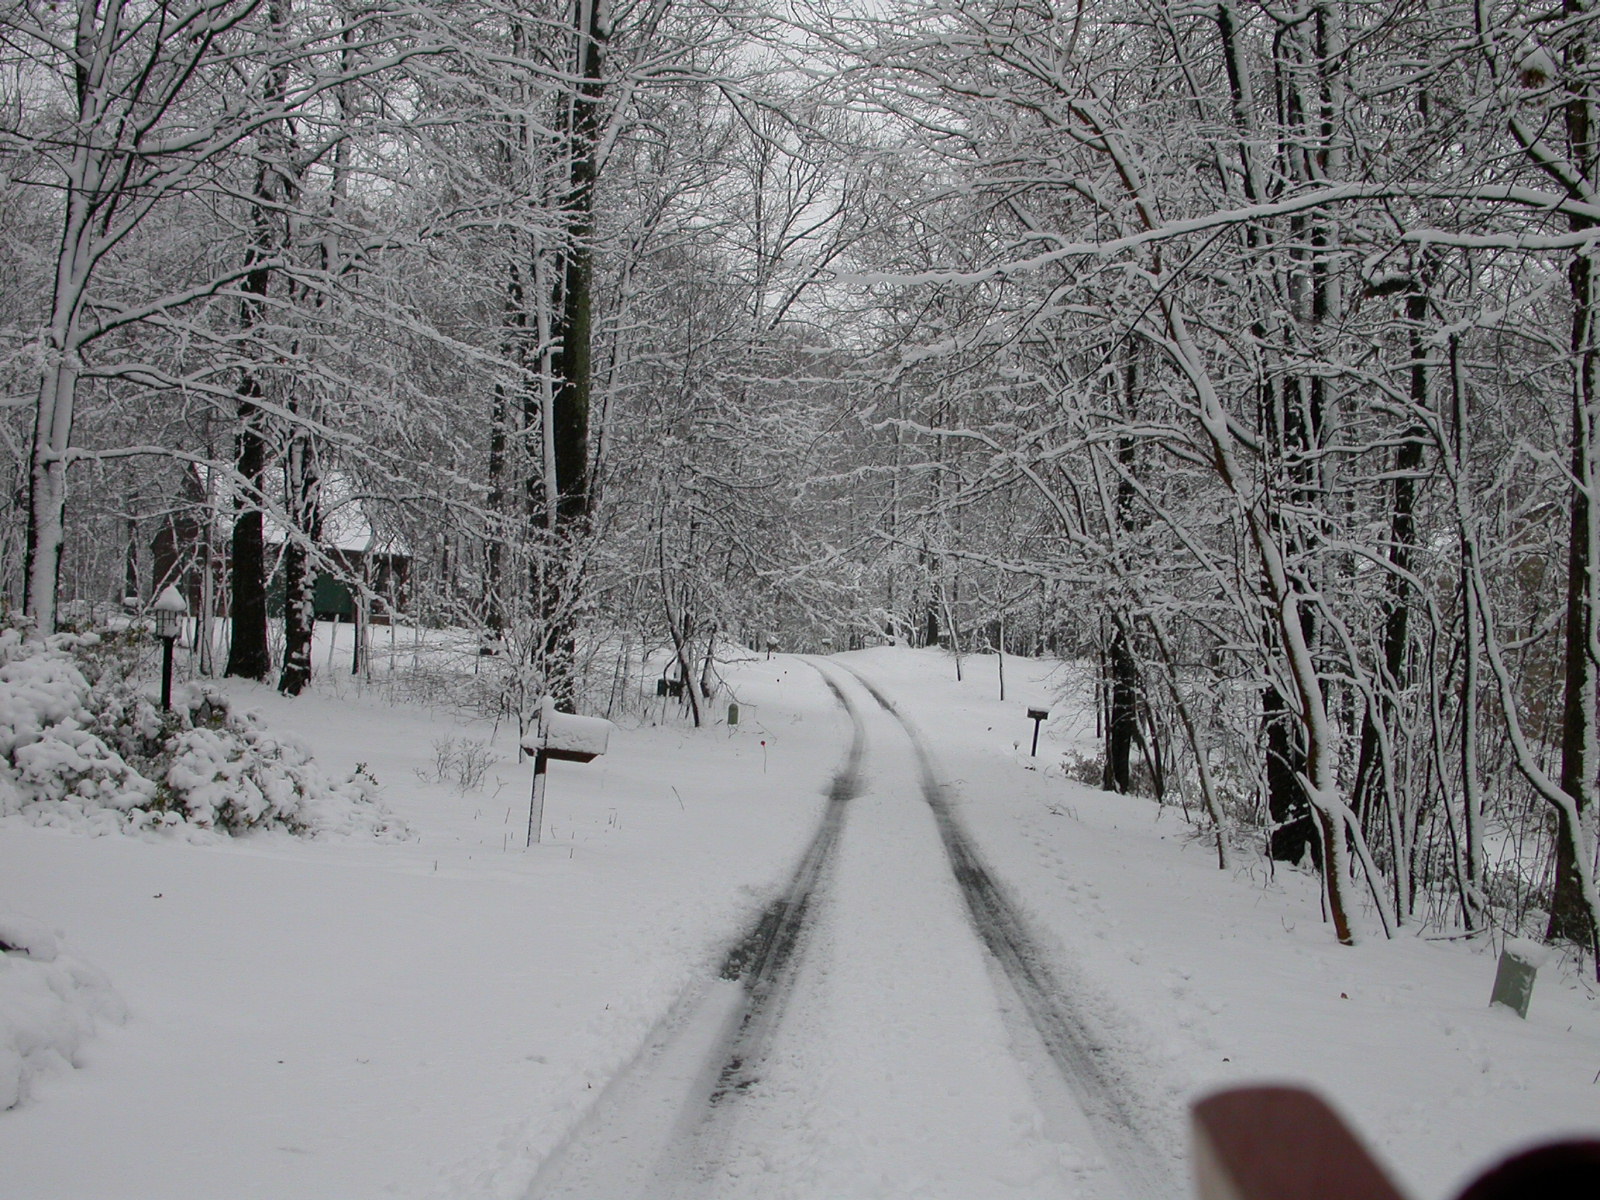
1027,707,1050,757
522,697,614,846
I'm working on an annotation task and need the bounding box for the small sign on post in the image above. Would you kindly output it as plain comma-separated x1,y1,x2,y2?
1026,707,1050,757
1490,937,1547,1019
522,698,614,847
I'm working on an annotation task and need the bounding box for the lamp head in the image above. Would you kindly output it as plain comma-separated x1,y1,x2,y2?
152,586,188,639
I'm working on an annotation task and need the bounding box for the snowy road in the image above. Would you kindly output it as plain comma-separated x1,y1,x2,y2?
526,661,1173,1200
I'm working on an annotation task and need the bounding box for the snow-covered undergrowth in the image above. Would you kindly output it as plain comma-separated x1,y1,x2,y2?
0,913,124,1111
0,626,407,840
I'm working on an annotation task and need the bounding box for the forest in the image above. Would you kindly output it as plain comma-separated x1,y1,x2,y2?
1,0,1597,963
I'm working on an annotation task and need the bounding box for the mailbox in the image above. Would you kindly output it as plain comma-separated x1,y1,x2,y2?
520,706,614,763
544,711,612,763
1026,707,1050,757
522,699,615,847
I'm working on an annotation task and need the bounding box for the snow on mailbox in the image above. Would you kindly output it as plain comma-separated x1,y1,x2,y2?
540,711,612,762
522,698,616,846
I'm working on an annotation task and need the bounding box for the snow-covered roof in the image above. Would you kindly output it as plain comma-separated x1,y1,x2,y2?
261,472,410,557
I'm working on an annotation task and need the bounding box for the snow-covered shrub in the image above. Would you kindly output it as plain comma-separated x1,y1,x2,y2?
0,625,408,839
425,736,497,791
1058,749,1106,787
0,913,125,1111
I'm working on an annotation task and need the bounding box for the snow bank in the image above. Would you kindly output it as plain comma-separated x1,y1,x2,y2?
0,913,125,1110
0,627,407,841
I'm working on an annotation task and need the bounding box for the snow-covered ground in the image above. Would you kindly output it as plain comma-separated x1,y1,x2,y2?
833,648,1600,1199
2,638,1597,1199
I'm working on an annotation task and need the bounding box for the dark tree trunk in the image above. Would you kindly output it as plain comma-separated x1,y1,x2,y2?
276,429,321,696
123,508,140,600
276,541,312,694
535,0,607,713
1352,289,1428,830
1549,239,1597,947
485,257,523,636
225,6,290,683
1105,389,1142,794
1265,682,1317,866
1255,8,1340,894
226,385,271,681
1548,9,1598,951
223,245,272,682
1262,372,1317,866
1105,620,1138,794
551,230,594,527
550,2,605,525
227,221,273,683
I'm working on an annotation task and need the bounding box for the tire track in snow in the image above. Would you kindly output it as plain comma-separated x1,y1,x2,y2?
829,660,1178,1200
708,673,865,1101
523,676,864,1200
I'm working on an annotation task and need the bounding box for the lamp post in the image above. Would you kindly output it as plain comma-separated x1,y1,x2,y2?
152,585,188,711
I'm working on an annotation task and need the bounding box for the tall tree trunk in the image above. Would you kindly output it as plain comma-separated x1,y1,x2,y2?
224,112,289,678
1162,297,1356,944
1262,372,1317,865
1105,358,1142,794
1222,3,1314,865
229,0,296,683
484,372,512,635
276,428,321,695
1449,335,1486,929
19,0,264,635
1549,236,1598,947
1486,0,1600,955
22,0,134,636
279,27,343,697
225,176,283,679
1105,617,1138,794
536,0,607,711
123,504,140,600
226,190,274,682
1350,286,1429,923
1549,7,1599,951
226,378,272,680
1263,682,1316,864
23,347,79,636
486,242,528,635
553,2,607,513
